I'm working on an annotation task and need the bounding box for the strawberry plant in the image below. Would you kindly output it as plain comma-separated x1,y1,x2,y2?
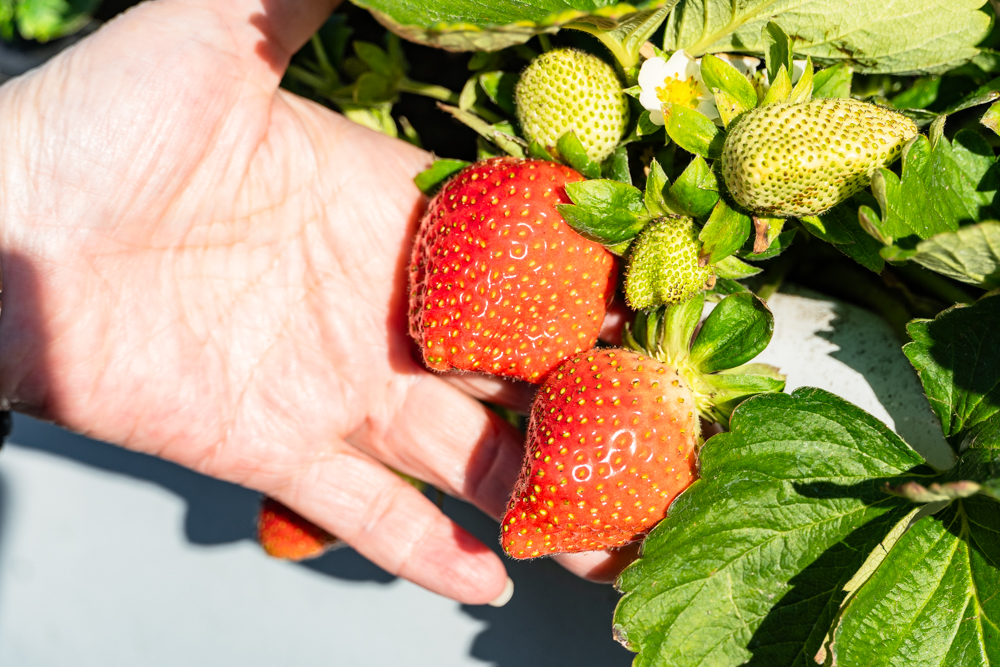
286,2,1000,665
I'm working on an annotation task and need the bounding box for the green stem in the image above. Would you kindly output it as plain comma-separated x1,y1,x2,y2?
397,78,460,104
310,34,336,79
286,65,329,92
893,263,977,305
538,33,553,52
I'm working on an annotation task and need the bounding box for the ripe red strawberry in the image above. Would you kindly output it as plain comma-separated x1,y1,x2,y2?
409,157,616,383
501,294,786,558
257,497,339,561
502,349,698,558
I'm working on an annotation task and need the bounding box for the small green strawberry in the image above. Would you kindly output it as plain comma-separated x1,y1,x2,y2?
721,99,918,217
625,216,714,309
516,48,630,164
501,293,785,558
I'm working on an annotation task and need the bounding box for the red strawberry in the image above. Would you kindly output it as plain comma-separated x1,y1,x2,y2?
257,497,339,561
501,293,786,559
408,157,616,384
501,349,699,558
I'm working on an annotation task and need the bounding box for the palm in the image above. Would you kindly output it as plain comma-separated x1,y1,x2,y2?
0,0,634,603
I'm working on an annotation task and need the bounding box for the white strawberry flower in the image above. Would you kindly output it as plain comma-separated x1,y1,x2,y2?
638,51,761,126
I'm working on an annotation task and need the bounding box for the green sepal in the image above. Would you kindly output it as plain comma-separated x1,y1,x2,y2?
478,70,518,116
812,63,853,98
635,110,664,139
644,159,674,217
788,56,814,103
714,255,762,280
623,295,705,369
689,292,774,374
527,139,558,161
712,88,746,129
762,21,793,86
564,5,677,71
414,159,471,195
625,293,782,423
558,179,650,246
601,145,632,185
665,103,725,159
739,229,797,261
698,363,787,425
556,131,602,179
762,64,792,105
699,198,753,264
700,53,757,116
668,156,719,219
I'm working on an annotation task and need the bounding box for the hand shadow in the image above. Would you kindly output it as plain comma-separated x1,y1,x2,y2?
442,496,635,667
7,414,394,584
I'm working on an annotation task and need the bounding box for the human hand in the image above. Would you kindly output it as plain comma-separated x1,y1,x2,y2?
0,0,636,604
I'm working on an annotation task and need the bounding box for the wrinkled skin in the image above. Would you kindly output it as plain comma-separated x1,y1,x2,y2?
0,0,637,604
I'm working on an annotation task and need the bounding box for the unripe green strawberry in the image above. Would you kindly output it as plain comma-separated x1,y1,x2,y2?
516,48,629,163
625,217,714,309
721,99,918,217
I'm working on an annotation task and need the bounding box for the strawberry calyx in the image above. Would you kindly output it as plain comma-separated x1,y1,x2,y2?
623,292,785,427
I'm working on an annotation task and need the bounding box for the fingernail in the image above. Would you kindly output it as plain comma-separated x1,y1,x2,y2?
488,576,514,607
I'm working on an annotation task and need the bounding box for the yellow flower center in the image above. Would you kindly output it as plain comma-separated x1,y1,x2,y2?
656,76,701,109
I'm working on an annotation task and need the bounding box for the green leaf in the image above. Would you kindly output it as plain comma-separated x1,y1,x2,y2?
903,296,1000,445
14,0,96,41
354,71,397,104
812,63,853,99
615,388,927,667
831,496,1000,666
981,101,1000,138
478,70,518,116
527,139,557,161
871,132,998,245
663,0,991,75
911,222,1000,289
353,41,398,77
699,198,752,264
664,103,725,159
714,254,762,280
565,5,676,69
556,131,602,179
761,21,792,86
667,156,719,219
801,203,886,273
689,292,772,372
559,179,649,245
891,76,942,110
699,53,757,114
348,0,667,52
413,159,470,195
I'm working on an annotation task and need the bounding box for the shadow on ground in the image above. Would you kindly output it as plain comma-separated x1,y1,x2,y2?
814,299,955,470
443,497,635,667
